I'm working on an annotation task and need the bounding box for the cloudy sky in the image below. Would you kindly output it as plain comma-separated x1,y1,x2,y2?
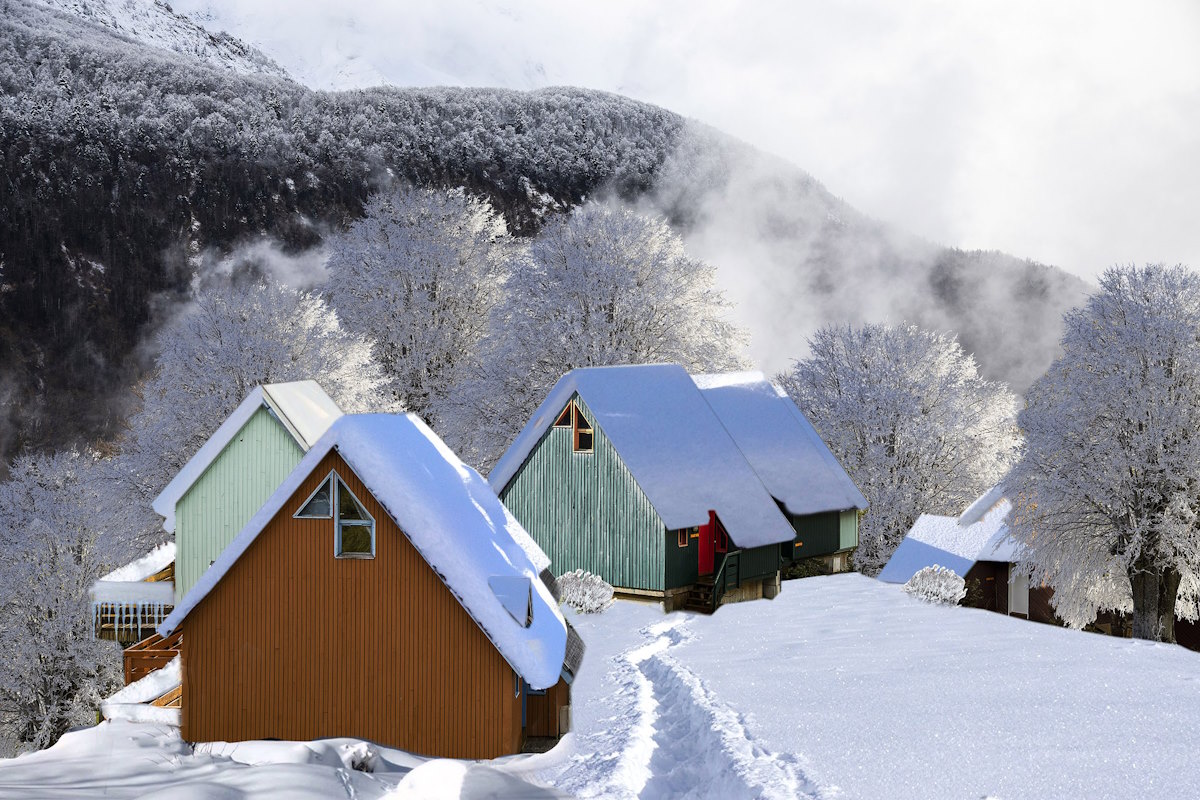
177,0,1200,282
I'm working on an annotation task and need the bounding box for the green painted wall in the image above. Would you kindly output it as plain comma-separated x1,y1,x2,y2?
499,395,666,592
839,510,859,551
737,543,783,582
175,406,305,601
788,509,860,560
664,527,699,590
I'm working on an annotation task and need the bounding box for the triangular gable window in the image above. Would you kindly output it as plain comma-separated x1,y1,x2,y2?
553,404,573,427
295,470,375,558
295,476,333,518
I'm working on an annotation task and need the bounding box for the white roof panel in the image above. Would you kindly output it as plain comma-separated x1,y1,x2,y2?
694,371,867,516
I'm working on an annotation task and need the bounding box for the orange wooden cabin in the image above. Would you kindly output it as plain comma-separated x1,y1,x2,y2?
159,414,575,759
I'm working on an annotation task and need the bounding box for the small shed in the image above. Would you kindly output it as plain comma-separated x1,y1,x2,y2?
153,380,343,601
878,487,1039,617
694,372,868,570
490,364,799,612
158,414,570,759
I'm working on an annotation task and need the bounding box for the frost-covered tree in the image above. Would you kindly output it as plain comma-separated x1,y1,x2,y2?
1009,265,1200,641
118,279,393,538
779,324,1019,576
325,186,509,423
0,450,123,754
443,203,748,469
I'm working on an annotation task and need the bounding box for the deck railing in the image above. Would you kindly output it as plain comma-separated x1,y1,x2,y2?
710,551,741,612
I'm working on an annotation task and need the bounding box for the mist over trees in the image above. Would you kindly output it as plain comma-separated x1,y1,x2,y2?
0,0,1088,470
1009,265,1200,641
779,324,1020,575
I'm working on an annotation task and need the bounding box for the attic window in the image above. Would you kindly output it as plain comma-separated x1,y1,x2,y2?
553,404,573,427
573,405,593,453
336,480,375,558
295,476,333,518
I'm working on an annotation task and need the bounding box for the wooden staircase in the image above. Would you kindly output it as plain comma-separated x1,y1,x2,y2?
683,576,717,614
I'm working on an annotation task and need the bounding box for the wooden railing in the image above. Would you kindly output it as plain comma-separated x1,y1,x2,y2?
124,630,182,685
710,551,740,612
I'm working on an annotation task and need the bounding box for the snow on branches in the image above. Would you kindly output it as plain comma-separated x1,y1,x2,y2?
779,324,1019,576
903,566,967,606
325,186,511,423
1008,264,1200,640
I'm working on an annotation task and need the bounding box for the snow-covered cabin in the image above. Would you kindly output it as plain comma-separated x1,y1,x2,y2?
878,488,1038,617
694,372,868,572
153,380,342,602
158,414,572,759
491,364,822,613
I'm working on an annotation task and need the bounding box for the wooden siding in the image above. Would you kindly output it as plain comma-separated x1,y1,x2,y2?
788,509,859,560
838,510,859,551
181,451,523,759
499,395,666,592
737,543,783,582
664,527,699,590
175,406,305,601
525,678,570,738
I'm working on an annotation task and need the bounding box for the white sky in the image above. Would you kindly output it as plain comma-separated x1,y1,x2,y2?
177,0,1200,282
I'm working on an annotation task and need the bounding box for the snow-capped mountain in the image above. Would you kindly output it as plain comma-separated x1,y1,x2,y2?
35,0,289,79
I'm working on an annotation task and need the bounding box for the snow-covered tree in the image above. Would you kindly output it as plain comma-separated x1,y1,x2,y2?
779,324,1019,576
443,202,748,469
325,186,510,423
1008,264,1200,641
118,279,393,538
0,450,123,754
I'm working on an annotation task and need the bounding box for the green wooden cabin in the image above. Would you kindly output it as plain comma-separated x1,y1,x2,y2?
490,365,806,612
152,381,343,601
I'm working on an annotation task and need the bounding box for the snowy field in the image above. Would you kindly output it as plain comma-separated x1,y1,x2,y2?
4,574,1200,798
542,574,1200,799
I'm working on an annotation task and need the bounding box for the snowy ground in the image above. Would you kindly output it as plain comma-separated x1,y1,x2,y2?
4,574,1200,798
542,573,1200,799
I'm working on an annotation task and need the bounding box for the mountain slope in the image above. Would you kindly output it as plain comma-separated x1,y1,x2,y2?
34,0,288,78
0,0,1086,466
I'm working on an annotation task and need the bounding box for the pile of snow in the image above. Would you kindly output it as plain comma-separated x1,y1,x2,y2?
902,565,967,605
556,569,614,614
101,657,181,726
0,721,566,798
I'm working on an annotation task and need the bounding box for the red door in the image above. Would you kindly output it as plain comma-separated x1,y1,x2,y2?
698,510,717,576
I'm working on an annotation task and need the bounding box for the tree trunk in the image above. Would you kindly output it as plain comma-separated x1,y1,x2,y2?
1129,561,1181,643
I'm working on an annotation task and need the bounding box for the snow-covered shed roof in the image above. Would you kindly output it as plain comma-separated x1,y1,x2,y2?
152,381,343,532
160,414,568,689
489,364,795,549
877,489,1019,584
693,371,868,516
98,541,176,583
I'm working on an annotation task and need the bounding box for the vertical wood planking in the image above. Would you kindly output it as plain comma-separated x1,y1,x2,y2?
182,451,523,759
500,394,666,591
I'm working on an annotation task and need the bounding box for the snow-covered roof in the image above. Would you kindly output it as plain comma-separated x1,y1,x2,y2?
160,414,568,689
693,371,868,516
91,579,175,606
489,364,795,548
98,540,176,583
101,657,181,727
877,489,1019,584
152,381,343,532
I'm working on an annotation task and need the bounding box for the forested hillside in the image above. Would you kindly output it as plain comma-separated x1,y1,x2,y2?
0,0,1087,465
